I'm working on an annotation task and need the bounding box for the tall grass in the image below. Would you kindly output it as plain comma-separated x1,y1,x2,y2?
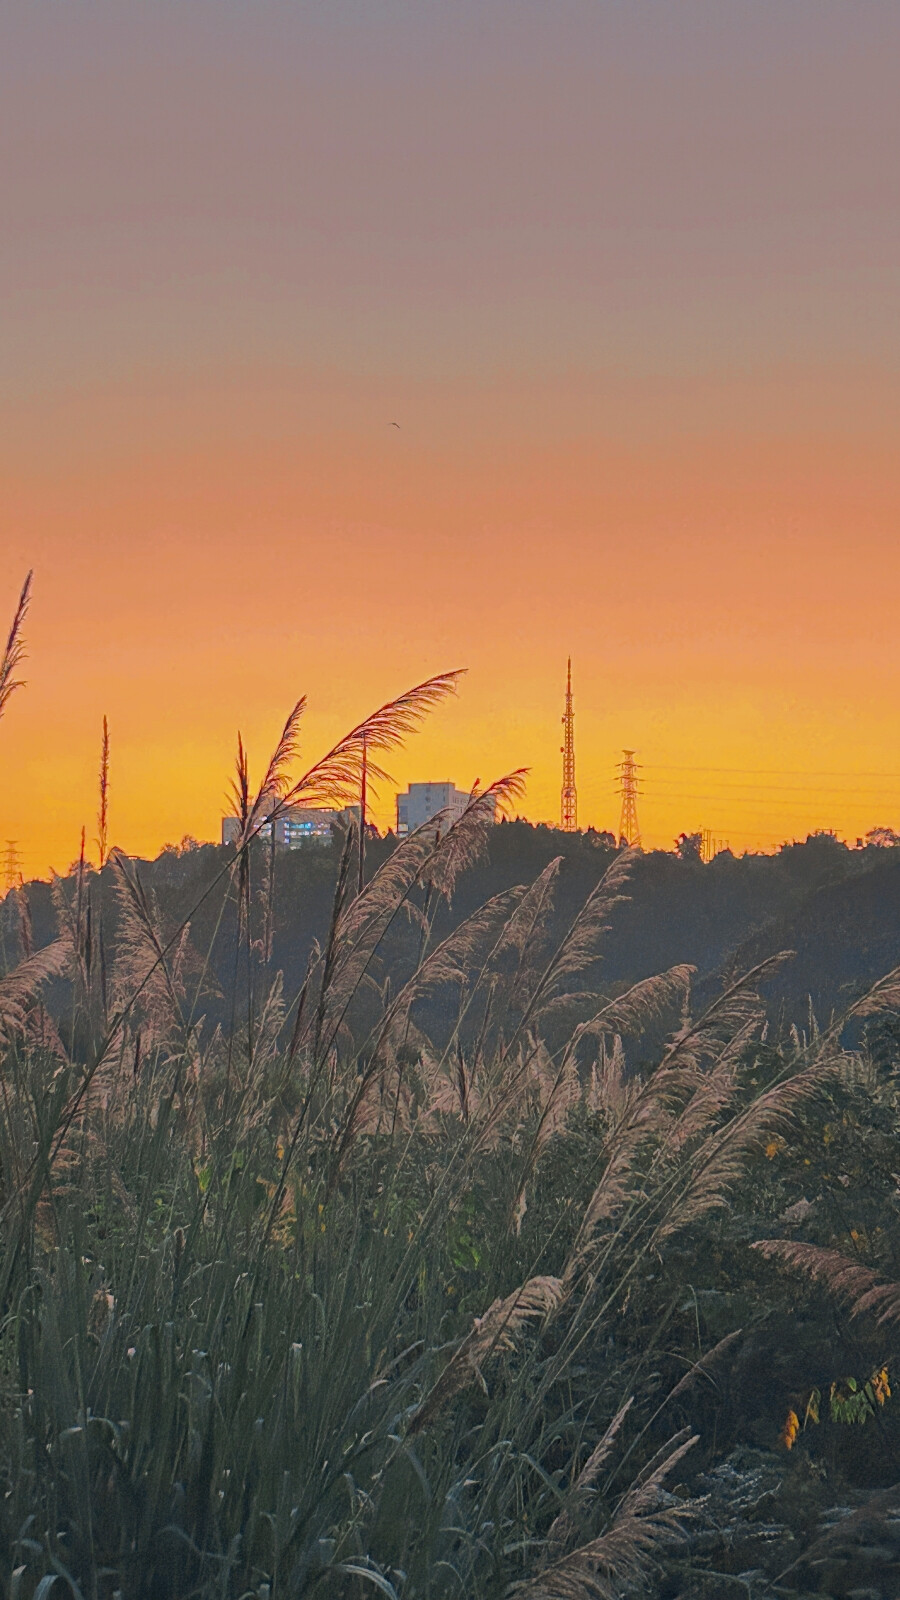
2,579,899,1597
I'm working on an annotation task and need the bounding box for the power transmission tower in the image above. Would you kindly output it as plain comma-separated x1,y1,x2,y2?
616,752,641,847
3,840,22,893
560,658,577,831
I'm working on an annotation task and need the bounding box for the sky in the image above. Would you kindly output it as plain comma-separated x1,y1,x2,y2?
3,0,900,875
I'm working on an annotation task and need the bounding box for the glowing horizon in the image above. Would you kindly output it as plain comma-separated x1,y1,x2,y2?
3,1,900,877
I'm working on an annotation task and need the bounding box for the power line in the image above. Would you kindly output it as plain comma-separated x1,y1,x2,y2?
644,763,900,780
646,779,900,798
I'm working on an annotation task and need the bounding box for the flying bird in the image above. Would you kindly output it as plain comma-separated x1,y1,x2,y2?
390,421,401,428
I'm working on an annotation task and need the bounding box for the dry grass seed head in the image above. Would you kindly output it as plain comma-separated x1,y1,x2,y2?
0,940,72,1046
541,849,637,999
425,770,529,901
287,669,464,810
572,966,695,1051
409,1274,564,1434
542,1398,635,1563
752,1239,900,1325
515,1432,697,1599
652,1042,839,1245
0,570,32,726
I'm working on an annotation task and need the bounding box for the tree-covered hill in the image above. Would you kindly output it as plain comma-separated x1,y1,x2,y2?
6,822,899,1033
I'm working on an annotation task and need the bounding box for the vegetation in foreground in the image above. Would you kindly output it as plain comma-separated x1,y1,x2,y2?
4,576,900,1598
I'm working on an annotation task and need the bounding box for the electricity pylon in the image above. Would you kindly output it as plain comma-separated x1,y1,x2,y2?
560,658,577,831
616,752,641,847
3,840,22,893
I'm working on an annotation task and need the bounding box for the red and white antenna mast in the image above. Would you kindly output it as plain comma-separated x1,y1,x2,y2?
560,658,577,832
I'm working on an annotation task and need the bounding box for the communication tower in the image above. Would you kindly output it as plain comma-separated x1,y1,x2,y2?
616,752,642,847
3,840,22,894
560,658,577,832
701,829,729,863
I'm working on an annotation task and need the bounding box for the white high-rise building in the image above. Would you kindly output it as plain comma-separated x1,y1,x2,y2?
396,782,491,836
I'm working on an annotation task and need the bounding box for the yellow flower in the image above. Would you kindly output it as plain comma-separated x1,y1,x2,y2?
765,1139,779,1160
781,1408,800,1450
872,1366,891,1406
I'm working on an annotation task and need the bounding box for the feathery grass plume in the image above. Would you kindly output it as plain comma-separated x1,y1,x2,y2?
541,849,636,994
562,1017,765,1287
497,856,563,959
542,1399,635,1563
250,697,306,828
658,952,793,1077
461,856,638,1151
511,1050,581,1232
310,822,356,1063
542,967,695,1087
492,854,563,1015
841,958,900,1021
324,777,526,1049
569,1010,712,1258
259,821,276,965
223,701,309,988
420,1040,483,1123
668,1328,745,1404
0,939,71,1045
285,669,465,809
567,966,695,1048
752,1239,900,1324
50,860,91,1007
585,1035,632,1120
299,829,438,1076
96,715,110,869
514,1432,696,1599
323,819,439,986
564,1100,665,1278
13,879,34,959
335,814,440,946
425,770,529,900
226,701,307,846
229,731,251,842
324,889,525,1191
109,849,187,1043
409,1275,564,1434
663,1023,757,1154
394,885,526,1008
0,570,32,726
226,708,301,1051
245,971,286,1089
11,887,69,1061
651,1037,840,1246
227,732,254,1017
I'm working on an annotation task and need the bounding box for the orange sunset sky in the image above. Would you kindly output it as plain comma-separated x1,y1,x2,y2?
3,1,900,876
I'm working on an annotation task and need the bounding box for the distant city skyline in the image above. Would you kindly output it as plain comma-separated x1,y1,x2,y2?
3,2,900,874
